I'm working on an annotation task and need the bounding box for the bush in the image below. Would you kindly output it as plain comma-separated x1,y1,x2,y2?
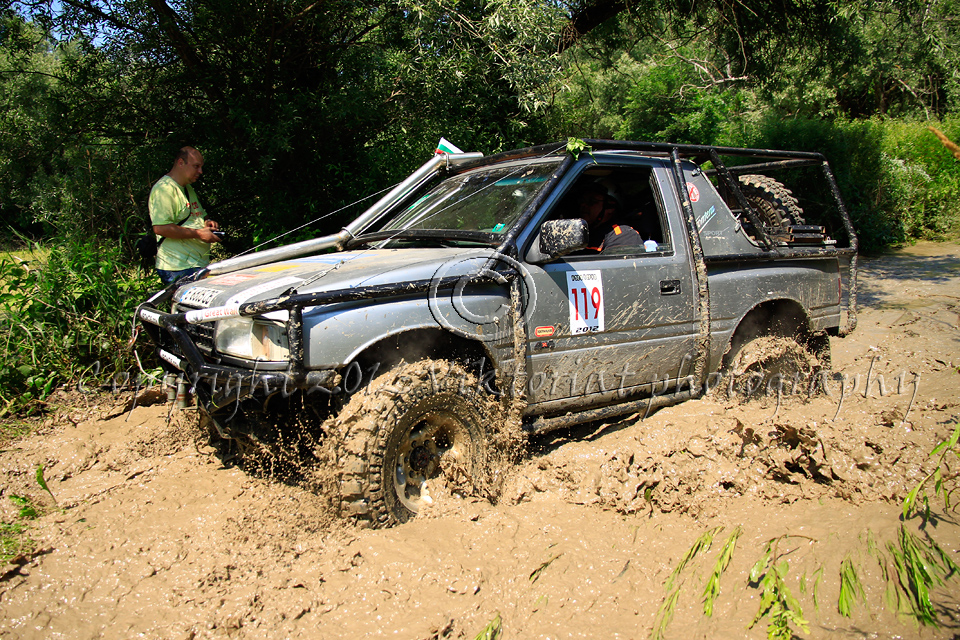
0,241,155,417
880,119,960,241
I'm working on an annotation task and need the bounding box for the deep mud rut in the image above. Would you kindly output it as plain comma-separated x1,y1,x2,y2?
2,242,960,639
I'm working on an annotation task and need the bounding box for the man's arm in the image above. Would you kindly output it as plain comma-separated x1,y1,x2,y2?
154,219,221,243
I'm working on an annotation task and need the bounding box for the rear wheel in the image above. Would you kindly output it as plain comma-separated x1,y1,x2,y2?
725,335,826,399
324,360,499,527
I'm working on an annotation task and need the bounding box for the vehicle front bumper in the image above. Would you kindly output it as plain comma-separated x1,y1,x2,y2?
137,304,340,414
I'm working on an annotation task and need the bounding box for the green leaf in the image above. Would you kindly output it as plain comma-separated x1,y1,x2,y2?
652,587,681,640
903,482,922,519
811,565,824,613
529,552,562,583
750,546,772,583
36,464,57,506
838,557,866,617
472,612,501,640
10,494,38,519
930,424,960,456
565,137,592,161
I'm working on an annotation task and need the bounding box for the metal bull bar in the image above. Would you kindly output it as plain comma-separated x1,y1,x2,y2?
137,269,518,411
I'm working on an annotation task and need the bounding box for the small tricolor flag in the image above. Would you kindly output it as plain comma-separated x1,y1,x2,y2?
435,138,464,155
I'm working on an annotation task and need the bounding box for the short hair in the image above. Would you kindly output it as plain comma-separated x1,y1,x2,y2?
174,146,198,165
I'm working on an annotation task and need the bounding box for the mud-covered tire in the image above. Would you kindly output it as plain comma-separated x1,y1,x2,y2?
737,174,806,229
725,336,824,399
324,360,499,528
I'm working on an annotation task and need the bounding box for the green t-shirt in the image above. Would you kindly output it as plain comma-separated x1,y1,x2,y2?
148,175,211,271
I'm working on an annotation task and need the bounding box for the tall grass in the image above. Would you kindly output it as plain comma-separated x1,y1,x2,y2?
0,240,155,421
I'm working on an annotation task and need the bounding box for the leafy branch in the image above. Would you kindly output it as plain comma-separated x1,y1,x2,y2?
902,423,960,521
702,526,742,617
652,526,722,640
748,535,812,640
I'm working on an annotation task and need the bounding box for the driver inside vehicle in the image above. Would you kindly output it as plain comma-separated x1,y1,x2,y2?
576,181,644,253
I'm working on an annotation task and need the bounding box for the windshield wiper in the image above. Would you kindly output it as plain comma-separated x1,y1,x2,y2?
346,229,502,249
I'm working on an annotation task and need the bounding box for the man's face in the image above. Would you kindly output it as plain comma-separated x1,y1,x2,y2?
579,191,606,226
180,151,204,184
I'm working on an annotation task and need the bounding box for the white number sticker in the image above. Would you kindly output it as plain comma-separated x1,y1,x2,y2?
566,270,604,334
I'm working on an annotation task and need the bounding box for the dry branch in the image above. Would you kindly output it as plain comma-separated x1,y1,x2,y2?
928,127,960,160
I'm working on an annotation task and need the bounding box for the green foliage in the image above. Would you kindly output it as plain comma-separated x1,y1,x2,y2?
702,526,742,617
617,60,750,144
811,565,824,613
3,1,960,258
880,122,960,241
565,137,592,160
0,520,33,564
3,2,566,254
9,494,39,520
472,612,502,640
2,493,40,565
547,1,960,252
0,462,62,564
35,464,57,506
1,491,47,565
0,240,154,416
903,422,960,520
652,526,721,640
838,556,866,617
885,525,960,626
748,537,810,640
722,116,960,252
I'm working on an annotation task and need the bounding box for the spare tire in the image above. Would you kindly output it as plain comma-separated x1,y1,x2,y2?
737,174,806,230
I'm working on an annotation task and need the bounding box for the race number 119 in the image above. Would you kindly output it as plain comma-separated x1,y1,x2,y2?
566,270,604,334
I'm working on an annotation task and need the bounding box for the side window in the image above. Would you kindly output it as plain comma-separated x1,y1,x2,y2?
551,166,671,257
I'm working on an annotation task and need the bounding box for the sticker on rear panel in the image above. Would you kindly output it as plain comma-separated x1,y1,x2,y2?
566,270,604,334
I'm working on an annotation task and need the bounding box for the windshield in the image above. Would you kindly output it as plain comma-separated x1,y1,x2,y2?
379,160,561,239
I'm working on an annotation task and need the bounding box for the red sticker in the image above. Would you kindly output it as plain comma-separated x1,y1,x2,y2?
534,326,555,338
686,182,700,203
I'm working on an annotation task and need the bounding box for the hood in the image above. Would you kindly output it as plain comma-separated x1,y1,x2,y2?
173,248,499,309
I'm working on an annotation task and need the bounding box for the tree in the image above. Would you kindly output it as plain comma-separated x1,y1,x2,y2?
4,0,574,247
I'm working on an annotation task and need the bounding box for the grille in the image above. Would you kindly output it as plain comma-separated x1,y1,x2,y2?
174,303,216,354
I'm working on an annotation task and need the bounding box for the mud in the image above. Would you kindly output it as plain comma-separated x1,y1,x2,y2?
2,241,960,639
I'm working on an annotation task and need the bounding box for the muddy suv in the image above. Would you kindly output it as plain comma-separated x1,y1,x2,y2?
138,139,858,527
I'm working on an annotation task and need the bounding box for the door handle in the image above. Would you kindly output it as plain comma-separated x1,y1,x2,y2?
660,279,681,296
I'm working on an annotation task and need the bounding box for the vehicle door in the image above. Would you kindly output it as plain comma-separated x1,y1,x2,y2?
520,159,699,409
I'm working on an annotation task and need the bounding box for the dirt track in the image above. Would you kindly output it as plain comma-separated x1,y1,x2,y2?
2,242,960,639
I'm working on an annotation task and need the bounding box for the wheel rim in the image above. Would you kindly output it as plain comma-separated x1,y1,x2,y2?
392,410,471,513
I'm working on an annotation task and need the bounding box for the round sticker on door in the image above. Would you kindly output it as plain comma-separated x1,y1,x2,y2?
686,182,700,203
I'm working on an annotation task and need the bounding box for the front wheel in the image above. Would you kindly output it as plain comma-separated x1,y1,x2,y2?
325,360,500,528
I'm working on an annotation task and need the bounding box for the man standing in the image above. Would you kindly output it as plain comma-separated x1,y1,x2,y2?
149,146,221,285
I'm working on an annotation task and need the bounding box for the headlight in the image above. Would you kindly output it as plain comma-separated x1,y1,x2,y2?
215,317,290,361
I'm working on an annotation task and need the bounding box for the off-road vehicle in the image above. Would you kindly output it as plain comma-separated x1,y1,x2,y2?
137,139,858,527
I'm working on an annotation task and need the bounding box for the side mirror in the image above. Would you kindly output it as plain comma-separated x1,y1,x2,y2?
530,219,589,263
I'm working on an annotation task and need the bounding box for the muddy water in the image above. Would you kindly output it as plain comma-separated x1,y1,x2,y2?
2,242,960,639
